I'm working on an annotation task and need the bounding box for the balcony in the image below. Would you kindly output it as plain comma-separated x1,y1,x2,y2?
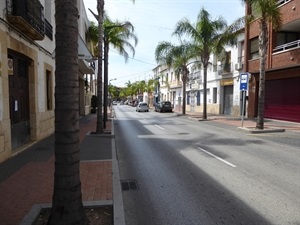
6,0,45,40
273,40,300,53
217,63,233,75
277,0,291,7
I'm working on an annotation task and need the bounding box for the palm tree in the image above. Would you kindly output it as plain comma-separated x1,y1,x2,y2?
103,16,138,128
145,78,158,105
174,8,243,119
242,0,281,129
89,0,135,133
48,0,86,224
155,40,196,115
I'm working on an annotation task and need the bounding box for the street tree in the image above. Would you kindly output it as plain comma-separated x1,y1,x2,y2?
242,0,282,129
103,16,138,128
174,8,243,119
48,0,86,224
155,40,196,115
88,0,135,132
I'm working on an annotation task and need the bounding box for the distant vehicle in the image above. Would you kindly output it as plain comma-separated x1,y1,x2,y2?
112,101,117,105
154,101,173,113
136,102,149,112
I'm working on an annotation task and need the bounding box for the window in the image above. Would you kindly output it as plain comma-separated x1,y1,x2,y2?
276,32,298,46
213,88,217,104
196,91,200,106
250,37,259,59
46,70,53,110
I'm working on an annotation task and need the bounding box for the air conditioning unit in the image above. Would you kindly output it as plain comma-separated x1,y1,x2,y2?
235,62,243,70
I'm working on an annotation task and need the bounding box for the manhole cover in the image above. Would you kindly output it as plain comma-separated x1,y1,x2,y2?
121,179,139,191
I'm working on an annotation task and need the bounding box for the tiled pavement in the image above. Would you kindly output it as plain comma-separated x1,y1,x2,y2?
0,114,113,225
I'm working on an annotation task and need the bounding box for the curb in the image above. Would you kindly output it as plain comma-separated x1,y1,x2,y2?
238,127,285,134
20,201,113,225
111,117,126,225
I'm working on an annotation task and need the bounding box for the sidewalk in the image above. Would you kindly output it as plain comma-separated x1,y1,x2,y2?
173,109,300,133
0,113,122,225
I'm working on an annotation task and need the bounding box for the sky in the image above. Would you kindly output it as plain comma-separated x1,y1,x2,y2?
83,0,245,87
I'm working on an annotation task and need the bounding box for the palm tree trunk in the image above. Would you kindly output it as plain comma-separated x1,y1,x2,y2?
203,66,208,120
256,21,268,129
96,0,104,133
48,0,87,224
103,38,109,129
182,80,186,115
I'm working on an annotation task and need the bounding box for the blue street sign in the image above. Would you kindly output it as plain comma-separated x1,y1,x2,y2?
240,73,249,91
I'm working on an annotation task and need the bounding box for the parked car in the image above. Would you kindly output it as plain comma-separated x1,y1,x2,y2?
155,101,173,112
136,102,149,112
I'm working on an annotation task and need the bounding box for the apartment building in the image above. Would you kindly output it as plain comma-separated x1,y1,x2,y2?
0,0,94,163
244,0,300,122
153,33,245,117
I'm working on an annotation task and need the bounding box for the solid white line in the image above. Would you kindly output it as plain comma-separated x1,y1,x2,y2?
197,147,237,168
154,124,165,130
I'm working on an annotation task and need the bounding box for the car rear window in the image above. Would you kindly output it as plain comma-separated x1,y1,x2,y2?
140,103,148,106
163,102,171,106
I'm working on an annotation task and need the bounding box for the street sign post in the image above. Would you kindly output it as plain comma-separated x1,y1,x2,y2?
240,73,249,127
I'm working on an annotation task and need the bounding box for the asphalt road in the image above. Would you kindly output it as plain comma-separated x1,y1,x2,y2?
113,105,300,225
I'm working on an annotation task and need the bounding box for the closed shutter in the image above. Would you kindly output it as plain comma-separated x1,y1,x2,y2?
265,77,300,122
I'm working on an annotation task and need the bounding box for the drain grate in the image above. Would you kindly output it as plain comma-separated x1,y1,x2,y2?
121,179,139,191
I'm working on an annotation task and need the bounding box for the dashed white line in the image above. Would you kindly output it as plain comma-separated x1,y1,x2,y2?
154,124,165,130
197,147,236,168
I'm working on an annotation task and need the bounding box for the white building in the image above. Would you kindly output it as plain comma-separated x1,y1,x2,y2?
152,32,245,117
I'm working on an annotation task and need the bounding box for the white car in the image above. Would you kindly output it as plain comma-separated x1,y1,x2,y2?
136,102,149,112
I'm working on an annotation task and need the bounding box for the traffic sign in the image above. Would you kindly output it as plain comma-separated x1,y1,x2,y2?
240,73,249,91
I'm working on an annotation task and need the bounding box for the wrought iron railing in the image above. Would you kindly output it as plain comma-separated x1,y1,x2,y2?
273,40,300,53
277,0,291,6
6,0,45,37
45,19,52,40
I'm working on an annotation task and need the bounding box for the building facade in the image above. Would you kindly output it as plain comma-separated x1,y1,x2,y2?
0,0,94,163
152,34,245,117
244,0,300,122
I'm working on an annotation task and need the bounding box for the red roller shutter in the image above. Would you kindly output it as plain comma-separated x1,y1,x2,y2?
265,77,300,122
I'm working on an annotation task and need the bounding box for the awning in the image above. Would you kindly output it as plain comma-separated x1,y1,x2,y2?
78,34,95,75
51,34,96,74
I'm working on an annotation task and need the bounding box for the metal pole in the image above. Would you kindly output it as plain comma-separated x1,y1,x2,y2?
241,90,246,127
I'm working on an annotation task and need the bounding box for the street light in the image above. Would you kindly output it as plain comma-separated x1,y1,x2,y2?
109,78,117,83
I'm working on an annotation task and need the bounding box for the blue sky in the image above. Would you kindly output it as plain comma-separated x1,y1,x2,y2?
83,0,245,87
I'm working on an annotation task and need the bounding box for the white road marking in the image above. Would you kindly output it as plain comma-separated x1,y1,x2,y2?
155,124,165,130
197,147,236,168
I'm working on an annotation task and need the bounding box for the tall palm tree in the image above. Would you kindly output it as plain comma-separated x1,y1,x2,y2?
174,8,243,119
89,0,135,133
155,40,196,115
103,16,138,128
48,0,86,224
242,0,281,129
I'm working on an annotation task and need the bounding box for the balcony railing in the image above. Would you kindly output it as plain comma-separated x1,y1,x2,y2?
45,19,53,40
277,0,291,6
6,0,45,40
217,63,233,75
273,40,300,53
